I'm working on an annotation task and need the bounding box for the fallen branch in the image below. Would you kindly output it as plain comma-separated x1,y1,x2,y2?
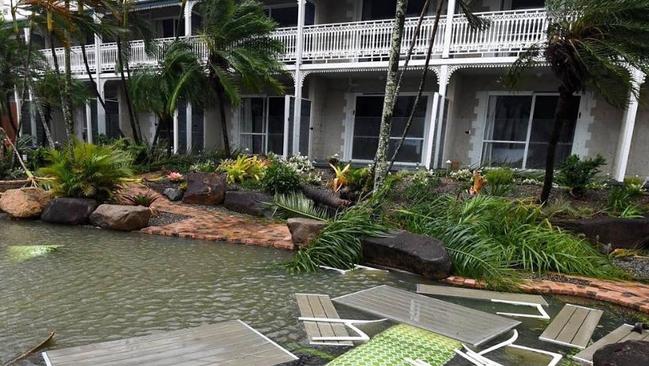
0,128,37,187
3,331,55,366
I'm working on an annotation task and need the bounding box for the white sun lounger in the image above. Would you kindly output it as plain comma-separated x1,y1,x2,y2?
457,330,563,366
295,293,385,346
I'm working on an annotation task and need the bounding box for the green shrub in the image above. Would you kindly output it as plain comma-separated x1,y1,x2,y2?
404,169,441,203
218,155,267,184
485,167,514,196
189,160,216,173
394,195,621,287
122,192,158,207
262,160,301,194
557,154,606,195
607,180,644,218
38,141,133,201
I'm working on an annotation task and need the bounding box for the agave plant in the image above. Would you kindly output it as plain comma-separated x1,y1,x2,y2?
38,141,133,201
122,192,159,207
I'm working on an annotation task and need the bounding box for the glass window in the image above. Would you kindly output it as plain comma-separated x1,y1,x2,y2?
362,0,427,20
482,94,580,169
239,98,267,154
352,95,427,163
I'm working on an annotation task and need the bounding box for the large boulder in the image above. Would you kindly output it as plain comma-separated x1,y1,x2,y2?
0,187,51,219
224,191,274,217
361,230,452,280
41,198,98,225
287,217,326,248
182,173,226,205
593,340,649,366
554,217,649,249
90,204,152,231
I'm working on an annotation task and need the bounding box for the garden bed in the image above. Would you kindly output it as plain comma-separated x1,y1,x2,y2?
0,179,31,193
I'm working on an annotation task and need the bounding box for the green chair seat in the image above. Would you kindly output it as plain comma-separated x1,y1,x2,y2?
328,324,461,366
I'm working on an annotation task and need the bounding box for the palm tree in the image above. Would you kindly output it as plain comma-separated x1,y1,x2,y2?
0,15,27,139
129,41,210,154
506,0,649,203
199,0,285,156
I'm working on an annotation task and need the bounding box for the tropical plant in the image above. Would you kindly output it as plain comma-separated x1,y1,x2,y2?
129,40,210,154
403,169,441,203
262,160,301,195
607,181,644,218
394,195,621,287
33,70,90,134
122,192,158,207
217,155,267,184
329,163,350,192
190,160,217,173
485,167,514,196
506,0,649,203
270,193,330,221
557,154,606,196
200,0,285,155
38,140,133,201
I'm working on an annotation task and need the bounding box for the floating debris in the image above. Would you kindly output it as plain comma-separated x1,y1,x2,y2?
7,245,61,263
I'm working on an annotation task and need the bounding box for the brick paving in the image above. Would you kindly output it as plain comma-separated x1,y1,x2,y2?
122,185,294,250
444,275,649,314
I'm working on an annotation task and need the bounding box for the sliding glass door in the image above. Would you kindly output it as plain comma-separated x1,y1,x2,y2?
482,94,580,169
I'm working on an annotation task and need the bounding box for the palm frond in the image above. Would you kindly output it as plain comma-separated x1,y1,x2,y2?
271,193,331,221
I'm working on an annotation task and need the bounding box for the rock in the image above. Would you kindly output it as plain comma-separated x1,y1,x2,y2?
41,198,98,225
223,191,274,217
593,340,649,366
182,173,226,205
287,217,326,248
89,204,152,231
163,188,184,201
361,230,452,280
554,217,649,249
0,187,51,218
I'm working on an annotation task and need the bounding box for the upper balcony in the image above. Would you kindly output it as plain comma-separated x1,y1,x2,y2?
43,8,549,75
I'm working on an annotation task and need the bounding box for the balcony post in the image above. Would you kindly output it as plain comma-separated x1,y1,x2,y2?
173,108,179,154
292,0,306,156
442,0,456,58
85,102,93,143
430,65,450,169
613,69,645,181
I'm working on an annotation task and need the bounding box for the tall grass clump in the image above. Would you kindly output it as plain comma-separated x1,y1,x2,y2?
39,141,133,201
395,195,621,287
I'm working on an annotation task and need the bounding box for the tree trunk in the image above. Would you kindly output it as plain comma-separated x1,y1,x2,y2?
540,87,572,204
36,97,55,148
116,37,141,144
62,0,75,139
372,0,409,191
386,0,445,174
47,30,70,135
300,184,351,209
215,86,231,157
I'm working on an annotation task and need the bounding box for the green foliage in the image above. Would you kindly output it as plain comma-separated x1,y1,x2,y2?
189,160,217,173
218,155,268,184
607,181,645,218
122,192,158,207
557,155,606,195
262,160,301,195
485,168,514,196
271,193,330,221
403,169,441,203
34,70,90,109
287,203,388,273
347,166,371,192
38,141,133,201
394,195,621,287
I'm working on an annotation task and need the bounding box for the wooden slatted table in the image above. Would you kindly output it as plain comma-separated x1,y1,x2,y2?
417,284,548,306
573,324,649,365
295,293,353,346
333,285,520,347
42,320,298,366
539,304,603,349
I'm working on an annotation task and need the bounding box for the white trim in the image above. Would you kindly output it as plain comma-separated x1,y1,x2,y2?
492,300,550,319
237,320,299,360
42,352,53,366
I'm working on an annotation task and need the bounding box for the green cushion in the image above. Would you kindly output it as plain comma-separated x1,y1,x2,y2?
328,324,461,366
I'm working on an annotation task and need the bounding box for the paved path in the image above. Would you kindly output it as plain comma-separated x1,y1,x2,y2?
444,275,649,314
123,185,294,250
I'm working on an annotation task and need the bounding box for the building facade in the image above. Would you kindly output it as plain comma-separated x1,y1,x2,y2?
9,0,649,179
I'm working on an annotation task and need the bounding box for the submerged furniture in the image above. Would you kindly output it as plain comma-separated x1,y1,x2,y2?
328,324,461,366
295,293,385,346
539,304,603,349
41,320,298,366
573,324,649,365
416,284,550,319
456,330,562,366
333,285,520,346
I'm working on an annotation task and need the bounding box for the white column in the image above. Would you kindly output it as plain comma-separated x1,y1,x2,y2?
94,14,106,136
184,2,195,152
442,0,456,58
173,109,179,154
13,88,21,135
28,89,37,139
85,102,93,143
613,69,645,181
292,0,306,156
431,65,450,169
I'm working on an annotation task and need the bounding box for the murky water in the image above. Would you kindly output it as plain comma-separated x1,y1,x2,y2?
0,219,645,365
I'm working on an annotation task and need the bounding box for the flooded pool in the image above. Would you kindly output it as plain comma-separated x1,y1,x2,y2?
0,219,644,365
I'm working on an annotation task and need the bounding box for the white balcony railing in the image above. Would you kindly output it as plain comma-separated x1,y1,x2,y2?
42,8,548,74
